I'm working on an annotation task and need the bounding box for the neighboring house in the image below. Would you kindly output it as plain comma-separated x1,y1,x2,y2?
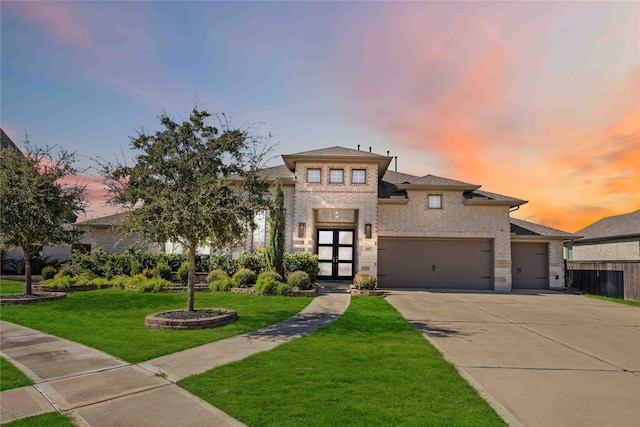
247,146,574,291
76,213,162,254
566,210,640,261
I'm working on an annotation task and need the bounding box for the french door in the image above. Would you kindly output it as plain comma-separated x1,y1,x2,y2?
316,229,355,280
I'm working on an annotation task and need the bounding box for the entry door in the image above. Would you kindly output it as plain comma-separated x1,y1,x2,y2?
317,229,354,279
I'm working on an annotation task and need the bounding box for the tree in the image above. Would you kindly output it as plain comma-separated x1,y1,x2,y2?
102,108,272,311
0,138,87,294
265,180,285,276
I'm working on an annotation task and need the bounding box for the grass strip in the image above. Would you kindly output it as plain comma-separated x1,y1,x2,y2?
0,279,25,295
0,289,311,363
180,297,506,427
0,356,34,391
587,294,640,307
2,412,75,427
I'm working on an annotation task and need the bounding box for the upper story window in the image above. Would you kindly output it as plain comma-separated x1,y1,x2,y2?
428,194,442,209
329,169,344,184
307,168,321,183
351,169,366,184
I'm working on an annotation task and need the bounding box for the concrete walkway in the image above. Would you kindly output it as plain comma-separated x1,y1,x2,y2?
0,289,350,426
386,290,640,427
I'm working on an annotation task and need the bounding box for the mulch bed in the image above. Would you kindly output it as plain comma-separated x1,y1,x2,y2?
145,308,238,330
155,308,227,320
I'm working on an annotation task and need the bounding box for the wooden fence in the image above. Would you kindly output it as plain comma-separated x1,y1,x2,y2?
566,261,640,302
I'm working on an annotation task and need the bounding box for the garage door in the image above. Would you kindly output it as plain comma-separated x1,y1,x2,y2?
378,239,493,289
511,242,548,289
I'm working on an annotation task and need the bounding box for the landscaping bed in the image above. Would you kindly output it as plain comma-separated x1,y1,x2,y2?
230,286,318,297
0,292,66,305
145,308,238,330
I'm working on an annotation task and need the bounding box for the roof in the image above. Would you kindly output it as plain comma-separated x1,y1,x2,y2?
76,213,126,227
253,165,294,182
510,218,577,239
574,210,640,242
282,146,393,176
1,128,19,151
464,189,527,207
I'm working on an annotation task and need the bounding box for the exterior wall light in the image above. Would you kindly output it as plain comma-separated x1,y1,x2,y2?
298,222,306,238
365,223,372,238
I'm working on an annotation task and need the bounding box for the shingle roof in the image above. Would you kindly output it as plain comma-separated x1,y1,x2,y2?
381,170,421,184
77,213,126,227
1,128,19,151
510,218,576,239
254,165,294,181
465,189,527,206
282,146,393,174
575,210,640,241
286,146,389,158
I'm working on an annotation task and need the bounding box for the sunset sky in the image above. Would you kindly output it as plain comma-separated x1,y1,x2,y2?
2,1,638,232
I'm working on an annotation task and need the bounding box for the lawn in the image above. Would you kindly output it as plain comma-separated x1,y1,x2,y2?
0,288,312,363
1,356,33,391
0,279,25,295
587,294,640,307
2,413,74,427
180,297,506,427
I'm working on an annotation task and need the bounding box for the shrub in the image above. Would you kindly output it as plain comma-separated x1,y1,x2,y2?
177,261,189,284
353,272,377,290
41,265,57,280
137,277,172,293
125,274,148,289
209,254,236,275
206,269,228,284
110,275,129,289
210,276,233,292
253,271,285,295
287,270,311,290
41,275,75,289
237,252,263,273
130,258,143,276
276,282,292,295
87,277,111,287
232,268,257,288
155,261,172,280
141,268,154,278
55,265,74,278
284,253,319,283
74,271,96,284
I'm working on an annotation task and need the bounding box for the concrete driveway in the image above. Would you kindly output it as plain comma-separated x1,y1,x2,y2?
386,290,640,427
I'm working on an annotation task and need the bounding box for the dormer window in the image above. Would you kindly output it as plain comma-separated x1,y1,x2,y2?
307,168,321,183
330,169,344,184
428,194,442,209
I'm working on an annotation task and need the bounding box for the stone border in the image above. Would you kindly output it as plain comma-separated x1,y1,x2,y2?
33,284,116,293
0,292,66,305
145,308,238,330
230,287,319,297
350,287,385,297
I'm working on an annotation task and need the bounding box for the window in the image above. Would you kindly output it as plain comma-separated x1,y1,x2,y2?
329,169,344,184
351,169,366,184
428,194,442,209
307,168,321,183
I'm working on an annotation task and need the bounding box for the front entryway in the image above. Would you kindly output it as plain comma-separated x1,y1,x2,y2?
317,229,355,279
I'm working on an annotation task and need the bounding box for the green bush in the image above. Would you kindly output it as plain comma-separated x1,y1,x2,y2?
41,276,75,289
141,268,154,278
177,261,190,284
353,272,377,290
232,268,257,288
253,271,286,295
130,258,143,276
284,253,319,283
41,265,57,280
276,282,292,295
210,276,233,292
206,269,229,284
287,270,311,290
87,277,111,287
209,254,236,275
110,275,129,289
237,252,263,274
155,261,172,280
55,265,74,278
138,277,172,293
125,274,148,289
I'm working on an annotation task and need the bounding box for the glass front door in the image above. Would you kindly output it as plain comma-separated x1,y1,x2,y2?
317,229,355,280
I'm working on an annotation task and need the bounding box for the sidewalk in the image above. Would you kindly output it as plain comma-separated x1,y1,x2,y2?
0,289,350,426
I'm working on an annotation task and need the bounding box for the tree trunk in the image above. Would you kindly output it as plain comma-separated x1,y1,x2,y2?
23,244,32,295
187,243,196,311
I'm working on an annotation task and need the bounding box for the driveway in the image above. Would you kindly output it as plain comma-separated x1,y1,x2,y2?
386,290,640,427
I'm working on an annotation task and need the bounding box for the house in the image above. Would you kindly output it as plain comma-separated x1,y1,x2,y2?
76,213,161,254
567,210,640,261
248,146,574,291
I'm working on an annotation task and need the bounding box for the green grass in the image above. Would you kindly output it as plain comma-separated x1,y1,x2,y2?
3,412,75,427
1,356,33,391
180,297,506,427
0,289,311,363
0,279,25,295
587,294,640,307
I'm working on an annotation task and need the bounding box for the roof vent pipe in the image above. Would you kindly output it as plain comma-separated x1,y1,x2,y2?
357,144,360,151
387,151,390,157
369,146,372,153
395,156,398,172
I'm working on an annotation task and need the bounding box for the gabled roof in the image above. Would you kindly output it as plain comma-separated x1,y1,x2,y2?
77,213,126,227
465,189,527,207
1,128,19,151
510,218,576,239
282,146,393,177
574,210,640,242
253,165,294,182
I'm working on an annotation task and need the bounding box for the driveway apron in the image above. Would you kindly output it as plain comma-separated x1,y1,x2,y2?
386,290,640,427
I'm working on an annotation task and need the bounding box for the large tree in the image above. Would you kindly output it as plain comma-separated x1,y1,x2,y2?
0,138,87,294
102,108,272,311
264,180,285,276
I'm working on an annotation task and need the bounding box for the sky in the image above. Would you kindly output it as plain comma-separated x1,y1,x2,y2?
1,1,638,233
